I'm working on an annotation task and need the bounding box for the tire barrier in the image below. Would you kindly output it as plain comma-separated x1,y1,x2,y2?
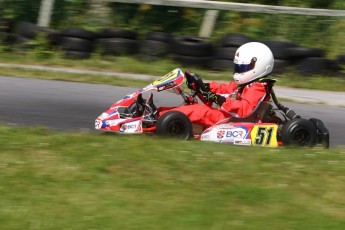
1,21,343,76
209,47,236,71
0,18,13,47
220,33,255,47
0,18,13,33
209,33,254,71
16,21,45,39
138,31,174,61
173,36,214,68
260,40,297,74
59,28,95,59
97,29,138,56
296,57,342,76
338,54,345,65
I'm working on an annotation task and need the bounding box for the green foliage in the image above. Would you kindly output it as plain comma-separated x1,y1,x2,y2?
213,10,344,56
0,0,41,23
107,3,205,36
28,32,55,59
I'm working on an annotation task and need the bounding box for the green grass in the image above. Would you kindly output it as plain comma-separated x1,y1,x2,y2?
0,51,344,91
1,125,345,229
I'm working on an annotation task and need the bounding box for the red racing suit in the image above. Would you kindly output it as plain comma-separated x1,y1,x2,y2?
161,80,271,127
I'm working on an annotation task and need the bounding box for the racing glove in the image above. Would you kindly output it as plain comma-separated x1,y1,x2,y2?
203,83,210,91
202,91,226,106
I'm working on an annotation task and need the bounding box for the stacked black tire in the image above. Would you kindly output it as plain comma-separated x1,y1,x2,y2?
210,33,255,71
4,21,46,49
59,28,95,59
173,36,214,69
290,46,342,76
139,31,174,61
97,29,138,56
260,40,342,76
260,40,298,74
0,18,14,46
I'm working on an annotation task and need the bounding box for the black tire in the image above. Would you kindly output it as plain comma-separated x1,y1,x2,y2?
0,32,10,44
63,50,91,59
0,18,13,33
97,28,137,39
285,46,325,60
209,59,233,71
16,21,45,39
272,59,289,74
140,40,170,57
60,28,95,40
282,118,317,147
174,54,213,68
61,37,93,52
98,38,138,55
261,40,297,60
220,33,255,47
156,111,193,140
174,36,213,57
145,31,174,43
47,31,63,46
5,34,29,45
296,57,331,76
337,54,345,65
213,47,237,60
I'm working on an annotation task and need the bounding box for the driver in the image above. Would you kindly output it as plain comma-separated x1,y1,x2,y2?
163,42,275,128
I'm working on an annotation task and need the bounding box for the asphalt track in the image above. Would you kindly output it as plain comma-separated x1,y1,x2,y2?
0,76,344,148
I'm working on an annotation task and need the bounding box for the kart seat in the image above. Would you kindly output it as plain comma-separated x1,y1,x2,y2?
228,101,273,123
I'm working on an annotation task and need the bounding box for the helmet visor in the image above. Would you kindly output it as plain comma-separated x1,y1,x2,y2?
234,57,257,74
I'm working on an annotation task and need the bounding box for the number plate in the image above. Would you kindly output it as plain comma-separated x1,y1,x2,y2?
250,124,278,147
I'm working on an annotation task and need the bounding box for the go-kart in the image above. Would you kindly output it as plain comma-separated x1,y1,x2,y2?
95,68,329,148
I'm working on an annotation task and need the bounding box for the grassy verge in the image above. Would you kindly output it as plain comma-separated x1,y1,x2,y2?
0,52,344,91
1,125,345,229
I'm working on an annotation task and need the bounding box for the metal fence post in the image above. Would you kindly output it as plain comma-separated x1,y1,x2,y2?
37,0,55,27
199,9,219,38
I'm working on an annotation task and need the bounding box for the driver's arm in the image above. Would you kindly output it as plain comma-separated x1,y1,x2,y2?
208,81,238,94
220,82,267,117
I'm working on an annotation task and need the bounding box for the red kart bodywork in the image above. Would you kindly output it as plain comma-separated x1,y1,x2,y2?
95,69,329,148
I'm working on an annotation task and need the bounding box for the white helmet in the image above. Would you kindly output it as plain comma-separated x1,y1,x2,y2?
233,42,274,85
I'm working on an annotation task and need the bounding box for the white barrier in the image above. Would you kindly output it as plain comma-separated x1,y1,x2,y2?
107,0,345,17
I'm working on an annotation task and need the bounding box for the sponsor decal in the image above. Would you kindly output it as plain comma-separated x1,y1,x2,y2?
153,69,179,86
217,130,225,139
95,120,102,129
106,119,122,127
119,120,142,133
233,139,252,146
217,124,235,129
226,130,245,138
208,126,249,143
120,124,137,132
157,81,177,91
200,134,210,140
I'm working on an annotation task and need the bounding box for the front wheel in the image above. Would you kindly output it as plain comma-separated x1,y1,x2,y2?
156,111,193,140
281,118,317,147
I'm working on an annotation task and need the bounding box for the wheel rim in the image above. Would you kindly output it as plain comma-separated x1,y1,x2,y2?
293,129,311,146
167,120,186,137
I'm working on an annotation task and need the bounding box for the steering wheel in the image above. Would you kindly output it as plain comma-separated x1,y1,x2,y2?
185,70,206,92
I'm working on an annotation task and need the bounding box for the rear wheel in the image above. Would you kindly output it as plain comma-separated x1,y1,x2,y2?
156,111,193,140
282,118,317,147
